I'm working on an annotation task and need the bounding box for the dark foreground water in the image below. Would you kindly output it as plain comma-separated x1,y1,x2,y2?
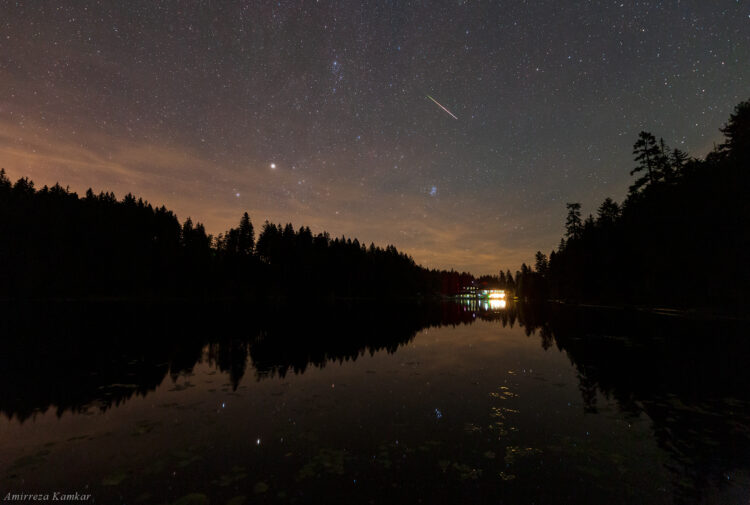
1,301,748,505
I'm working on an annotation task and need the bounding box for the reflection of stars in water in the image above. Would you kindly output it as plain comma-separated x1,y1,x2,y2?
430,186,437,197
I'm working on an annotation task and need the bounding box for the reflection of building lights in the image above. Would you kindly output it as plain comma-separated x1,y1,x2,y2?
488,291,505,299
489,299,507,309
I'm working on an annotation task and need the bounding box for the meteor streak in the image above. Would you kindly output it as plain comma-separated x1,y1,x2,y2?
426,94,458,120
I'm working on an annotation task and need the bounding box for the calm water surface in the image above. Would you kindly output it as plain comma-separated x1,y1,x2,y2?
1,302,748,504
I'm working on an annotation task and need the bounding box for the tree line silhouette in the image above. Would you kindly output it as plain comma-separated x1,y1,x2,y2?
511,99,750,312
0,173,475,299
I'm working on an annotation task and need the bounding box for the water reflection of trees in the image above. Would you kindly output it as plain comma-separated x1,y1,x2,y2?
518,303,750,504
3,301,749,502
0,301,483,421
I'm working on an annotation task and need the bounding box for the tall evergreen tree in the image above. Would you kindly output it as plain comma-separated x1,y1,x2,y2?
670,148,689,175
718,99,750,162
596,197,620,226
506,269,515,293
630,131,661,192
658,138,675,182
565,203,582,239
534,251,548,276
0,169,10,192
238,212,254,256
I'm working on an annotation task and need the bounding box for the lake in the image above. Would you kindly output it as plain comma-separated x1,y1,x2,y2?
1,301,748,504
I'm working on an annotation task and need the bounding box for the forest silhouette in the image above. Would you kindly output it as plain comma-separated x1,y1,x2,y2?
509,99,749,312
0,173,472,299
1,99,748,306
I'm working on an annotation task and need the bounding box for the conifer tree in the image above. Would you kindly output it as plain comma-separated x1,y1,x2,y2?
630,131,661,192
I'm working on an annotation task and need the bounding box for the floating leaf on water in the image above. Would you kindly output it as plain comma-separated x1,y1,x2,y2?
575,465,604,478
317,448,346,475
216,470,247,487
101,470,128,486
172,493,209,505
253,482,269,494
8,449,50,473
144,459,166,475
226,497,245,505
609,453,623,465
452,462,482,481
504,446,542,465
464,422,482,433
132,420,160,436
177,455,201,468
297,463,318,480
499,471,516,481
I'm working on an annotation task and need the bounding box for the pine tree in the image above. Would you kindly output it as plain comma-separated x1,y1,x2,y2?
630,131,661,192
718,99,750,162
534,251,549,276
565,203,582,239
670,148,689,176
238,212,254,256
0,169,10,193
597,198,620,226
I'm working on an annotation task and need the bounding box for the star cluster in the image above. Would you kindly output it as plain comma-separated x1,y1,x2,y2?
1,0,748,273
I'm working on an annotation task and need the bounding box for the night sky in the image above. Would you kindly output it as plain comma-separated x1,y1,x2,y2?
1,1,748,274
